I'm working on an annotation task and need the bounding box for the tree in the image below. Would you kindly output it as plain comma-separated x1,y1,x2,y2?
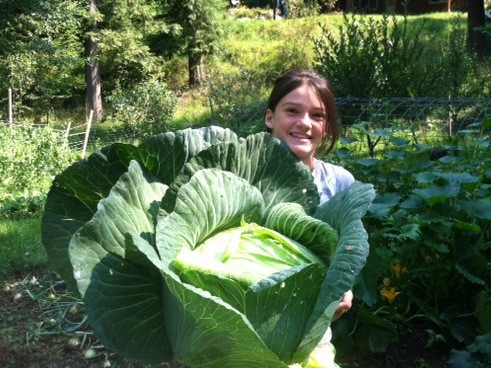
0,0,85,117
158,0,227,86
467,0,486,57
86,0,102,122
95,0,168,91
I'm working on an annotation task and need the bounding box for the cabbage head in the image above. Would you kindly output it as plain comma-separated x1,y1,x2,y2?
41,126,375,367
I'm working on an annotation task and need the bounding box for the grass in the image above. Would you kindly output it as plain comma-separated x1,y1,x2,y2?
0,218,46,283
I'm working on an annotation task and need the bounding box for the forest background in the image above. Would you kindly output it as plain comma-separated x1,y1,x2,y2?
0,0,490,367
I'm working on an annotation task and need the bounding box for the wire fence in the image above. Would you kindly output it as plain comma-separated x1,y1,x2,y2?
2,97,490,156
335,97,491,135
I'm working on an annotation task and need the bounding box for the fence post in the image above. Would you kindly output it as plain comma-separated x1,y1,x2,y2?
82,110,94,159
8,88,13,128
63,121,72,151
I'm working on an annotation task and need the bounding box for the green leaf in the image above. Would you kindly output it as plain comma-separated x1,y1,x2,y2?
468,332,491,361
460,200,491,220
245,264,326,363
368,192,401,220
156,169,265,270
137,127,240,185
167,132,319,217
163,271,290,368
265,202,339,264
42,143,138,290
474,291,491,332
454,239,487,286
414,182,460,205
356,158,380,167
69,160,170,363
397,224,421,241
42,126,237,290
447,349,480,368
175,260,326,364
354,306,398,354
294,181,376,361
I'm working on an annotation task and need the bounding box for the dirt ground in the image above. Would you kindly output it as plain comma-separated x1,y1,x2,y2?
0,267,448,368
0,267,172,368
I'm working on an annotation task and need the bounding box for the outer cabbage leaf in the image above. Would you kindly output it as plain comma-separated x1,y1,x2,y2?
69,160,170,363
41,143,138,289
293,181,376,361
42,126,239,289
164,132,319,217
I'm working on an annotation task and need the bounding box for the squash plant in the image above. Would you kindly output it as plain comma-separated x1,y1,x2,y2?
41,126,375,367
332,118,491,367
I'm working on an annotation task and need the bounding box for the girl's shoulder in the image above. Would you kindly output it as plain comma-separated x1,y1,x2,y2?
312,160,355,203
313,159,354,183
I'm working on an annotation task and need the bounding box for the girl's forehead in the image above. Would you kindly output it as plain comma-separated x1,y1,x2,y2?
281,84,325,108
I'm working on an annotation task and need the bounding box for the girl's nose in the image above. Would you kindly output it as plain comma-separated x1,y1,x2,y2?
297,114,313,128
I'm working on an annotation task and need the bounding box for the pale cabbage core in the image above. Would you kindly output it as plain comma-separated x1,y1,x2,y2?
172,222,323,287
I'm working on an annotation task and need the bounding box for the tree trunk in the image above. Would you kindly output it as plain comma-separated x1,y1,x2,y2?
188,51,205,86
467,0,486,57
85,0,102,122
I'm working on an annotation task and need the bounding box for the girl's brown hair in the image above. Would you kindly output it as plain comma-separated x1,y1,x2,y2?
267,69,339,154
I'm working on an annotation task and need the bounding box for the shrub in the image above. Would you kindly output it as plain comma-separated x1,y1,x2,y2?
204,70,268,136
0,124,76,218
105,79,178,140
313,13,427,97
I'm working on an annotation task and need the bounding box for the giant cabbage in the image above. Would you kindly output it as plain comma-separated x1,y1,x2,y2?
41,126,375,367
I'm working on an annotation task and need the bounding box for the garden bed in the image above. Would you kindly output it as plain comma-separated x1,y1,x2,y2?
0,267,450,368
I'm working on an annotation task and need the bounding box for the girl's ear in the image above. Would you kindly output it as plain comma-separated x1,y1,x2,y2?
265,109,274,129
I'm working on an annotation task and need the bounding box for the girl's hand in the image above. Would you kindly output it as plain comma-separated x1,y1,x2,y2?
332,290,353,322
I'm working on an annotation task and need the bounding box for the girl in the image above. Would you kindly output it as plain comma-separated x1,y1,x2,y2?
265,69,354,367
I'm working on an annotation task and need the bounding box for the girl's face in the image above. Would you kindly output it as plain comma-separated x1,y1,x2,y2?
265,83,326,170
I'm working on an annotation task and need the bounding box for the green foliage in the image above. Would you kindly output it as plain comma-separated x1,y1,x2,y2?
96,0,169,91
285,0,337,18
314,13,427,97
0,0,85,115
156,0,227,83
330,116,491,366
105,79,178,140
284,0,322,18
205,70,268,136
229,6,275,20
0,125,77,218
313,13,490,99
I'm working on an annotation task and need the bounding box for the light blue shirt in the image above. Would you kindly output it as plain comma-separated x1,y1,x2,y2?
312,159,355,205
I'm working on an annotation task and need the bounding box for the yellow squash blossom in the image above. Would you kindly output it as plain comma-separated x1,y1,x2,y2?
380,287,401,303
393,264,408,279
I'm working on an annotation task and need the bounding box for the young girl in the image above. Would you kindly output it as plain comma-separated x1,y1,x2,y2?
265,69,354,367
